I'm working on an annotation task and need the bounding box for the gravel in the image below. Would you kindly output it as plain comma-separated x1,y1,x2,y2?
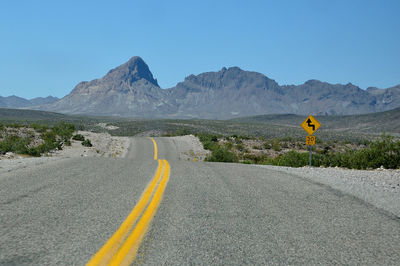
0,131,130,175
167,135,210,161
257,165,400,217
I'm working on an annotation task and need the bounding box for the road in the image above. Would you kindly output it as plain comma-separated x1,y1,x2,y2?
1,137,400,265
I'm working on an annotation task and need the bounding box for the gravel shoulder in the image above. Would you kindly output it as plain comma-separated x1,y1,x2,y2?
257,164,400,217
0,131,130,175
167,134,210,161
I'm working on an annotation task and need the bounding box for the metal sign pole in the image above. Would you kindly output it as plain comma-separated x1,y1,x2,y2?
301,115,321,167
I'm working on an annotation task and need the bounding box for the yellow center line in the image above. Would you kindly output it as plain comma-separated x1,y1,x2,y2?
87,160,163,266
150,137,158,160
109,159,171,265
87,138,170,266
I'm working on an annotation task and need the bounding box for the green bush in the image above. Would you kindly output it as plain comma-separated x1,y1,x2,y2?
224,142,234,150
0,135,30,154
274,151,309,167
299,135,397,169
196,132,400,169
72,134,85,141
236,143,245,151
53,122,75,141
263,142,272,149
0,122,75,157
5,123,23,128
162,128,192,137
30,123,49,133
242,153,273,164
196,133,220,151
327,135,400,169
207,147,238,163
271,139,281,151
82,139,93,147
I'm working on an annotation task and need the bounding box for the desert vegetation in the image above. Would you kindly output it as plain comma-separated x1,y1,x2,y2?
0,122,75,157
1,108,399,167
196,133,400,169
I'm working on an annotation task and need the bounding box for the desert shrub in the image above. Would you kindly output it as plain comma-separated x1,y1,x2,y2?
280,142,289,148
0,135,30,154
224,142,234,150
279,136,295,142
207,147,238,163
162,128,192,137
5,123,23,128
26,147,41,157
0,122,75,157
274,151,309,167
41,130,57,144
196,133,220,151
263,142,272,149
72,134,85,141
53,122,75,141
236,143,245,152
82,139,93,147
30,123,49,133
242,153,272,164
316,135,400,169
271,139,281,151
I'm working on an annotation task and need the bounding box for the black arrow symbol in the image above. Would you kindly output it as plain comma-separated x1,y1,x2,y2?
306,118,315,130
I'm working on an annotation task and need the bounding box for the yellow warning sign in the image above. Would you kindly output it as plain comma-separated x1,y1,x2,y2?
306,135,316,146
301,115,321,135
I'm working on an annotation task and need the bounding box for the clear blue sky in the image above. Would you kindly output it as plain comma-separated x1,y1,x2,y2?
1,0,399,99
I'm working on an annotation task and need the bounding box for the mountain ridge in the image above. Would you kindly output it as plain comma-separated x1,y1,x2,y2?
19,56,400,118
0,95,59,108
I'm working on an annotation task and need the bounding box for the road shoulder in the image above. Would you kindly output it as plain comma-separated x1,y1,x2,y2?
257,165,400,217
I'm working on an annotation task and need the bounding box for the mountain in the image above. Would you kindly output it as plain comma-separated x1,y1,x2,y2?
29,96,60,106
168,67,286,118
0,95,58,108
38,56,174,117
0,95,30,108
168,67,399,118
34,56,400,119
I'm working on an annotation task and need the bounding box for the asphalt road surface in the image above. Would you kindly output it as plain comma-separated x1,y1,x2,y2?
1,137,400,265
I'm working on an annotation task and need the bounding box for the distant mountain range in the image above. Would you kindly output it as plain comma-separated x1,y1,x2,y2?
4,56,400,119
0,95,59,108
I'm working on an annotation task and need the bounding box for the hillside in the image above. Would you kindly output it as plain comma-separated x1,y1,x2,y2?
2,107,398,144
233,108,400,135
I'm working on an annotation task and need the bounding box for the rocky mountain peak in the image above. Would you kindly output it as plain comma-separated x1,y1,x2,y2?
104,56,159,87
304,79,323,86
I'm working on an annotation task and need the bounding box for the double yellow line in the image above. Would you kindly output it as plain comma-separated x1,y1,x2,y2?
87,138,170,266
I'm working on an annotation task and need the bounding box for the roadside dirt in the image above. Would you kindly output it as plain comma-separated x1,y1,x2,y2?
0,131,130,175
168,135,210,161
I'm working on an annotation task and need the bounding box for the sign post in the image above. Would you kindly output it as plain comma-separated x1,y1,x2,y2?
301,116,321,166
